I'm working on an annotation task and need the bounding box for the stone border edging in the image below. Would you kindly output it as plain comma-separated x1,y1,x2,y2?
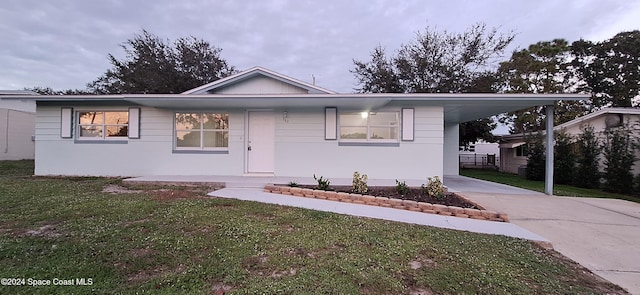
264,185,509,222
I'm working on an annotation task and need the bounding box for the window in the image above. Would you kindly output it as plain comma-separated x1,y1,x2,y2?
516,145,528,157
78,111,129,139
339,112,398,142
175,112,229,150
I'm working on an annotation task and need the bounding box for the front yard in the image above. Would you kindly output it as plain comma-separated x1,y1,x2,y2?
461,168,640,203
0,161,626,294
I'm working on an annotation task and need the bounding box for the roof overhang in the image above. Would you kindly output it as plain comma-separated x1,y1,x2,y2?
5,93,589,124
498,141,526,148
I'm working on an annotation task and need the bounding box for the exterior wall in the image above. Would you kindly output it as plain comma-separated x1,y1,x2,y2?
274,106,444,180
443,123,459,175
213,76,308,94
0,97,36,160
0,109,35,160
460,140,499,155
499,147,527,174
560,113,640,175
34,105,445,179
35,105,245,176
0,98,36,113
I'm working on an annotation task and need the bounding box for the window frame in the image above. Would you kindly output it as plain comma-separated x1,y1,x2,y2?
338,111,400,143
173,112,230,152
516,145,528,157
76,110,130,141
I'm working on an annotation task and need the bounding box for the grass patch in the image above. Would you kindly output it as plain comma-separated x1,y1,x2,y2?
461,168,640,203
0,161,625,294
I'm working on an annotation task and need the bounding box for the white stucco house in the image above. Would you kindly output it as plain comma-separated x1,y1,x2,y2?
0,90,37,160
459,140,500,169
499,107,640,175
2,67,586,183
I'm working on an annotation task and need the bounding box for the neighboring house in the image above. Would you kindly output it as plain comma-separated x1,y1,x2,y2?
499,107,640,175
459,140,500,169
0,90,37,160
2,66,585,179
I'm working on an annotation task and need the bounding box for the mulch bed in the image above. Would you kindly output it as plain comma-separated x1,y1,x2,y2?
297,185,478,209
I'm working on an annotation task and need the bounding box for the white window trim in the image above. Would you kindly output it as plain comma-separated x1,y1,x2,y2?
338,111,400,143
173,112,230,151
75,110,130,141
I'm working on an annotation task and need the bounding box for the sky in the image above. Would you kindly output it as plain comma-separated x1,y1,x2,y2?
1,0,639,94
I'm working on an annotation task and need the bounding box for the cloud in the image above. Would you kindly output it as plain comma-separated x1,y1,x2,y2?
0,0,638,92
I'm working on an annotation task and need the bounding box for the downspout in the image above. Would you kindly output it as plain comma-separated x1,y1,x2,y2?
545,105,554,195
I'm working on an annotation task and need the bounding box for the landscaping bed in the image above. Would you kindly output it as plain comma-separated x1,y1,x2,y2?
265,184,509,222
302,185,475,208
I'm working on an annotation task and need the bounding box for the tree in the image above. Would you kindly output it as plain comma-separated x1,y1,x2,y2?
25,86,94,95
573,30,640,108
459,118,496,147
554,129,574,184
497,39,588,134
352,46,402,93
575,125,601,188
602,123,636,194
525,133,546,181
88,30,235,94
352,23,515,145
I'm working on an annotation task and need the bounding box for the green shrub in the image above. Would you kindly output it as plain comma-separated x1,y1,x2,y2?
575,125,601,188
395,179,409,195
602,124,636,194
288,181,299,187
351,171,368,194
423,176,444,198
313,174,331,191
525,132,546,181
554,129,575,185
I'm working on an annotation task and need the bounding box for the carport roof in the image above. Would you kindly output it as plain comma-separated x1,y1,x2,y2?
7,92,589,124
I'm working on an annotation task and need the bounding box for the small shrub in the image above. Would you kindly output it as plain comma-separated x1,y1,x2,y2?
313,174,331,191
352,171,368,194
288,181,299,187
395,179,409,195
423,176,445,199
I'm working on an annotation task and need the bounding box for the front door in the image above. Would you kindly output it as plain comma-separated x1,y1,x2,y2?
247,111,275,173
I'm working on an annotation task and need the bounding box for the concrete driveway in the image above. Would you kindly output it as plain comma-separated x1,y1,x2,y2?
444,175,640,294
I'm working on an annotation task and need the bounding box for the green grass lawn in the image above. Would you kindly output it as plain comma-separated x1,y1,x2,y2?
0,161,625,294
461,168,640,203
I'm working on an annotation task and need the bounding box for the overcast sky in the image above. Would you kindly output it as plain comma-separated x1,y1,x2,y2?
1,0,639,93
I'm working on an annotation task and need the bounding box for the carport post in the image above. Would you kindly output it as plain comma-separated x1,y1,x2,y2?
545,105,554,195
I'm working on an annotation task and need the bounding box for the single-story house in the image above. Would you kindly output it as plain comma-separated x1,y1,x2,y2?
2,66,586,187
459,139,500,169
0,90,37,160
499,107,640,175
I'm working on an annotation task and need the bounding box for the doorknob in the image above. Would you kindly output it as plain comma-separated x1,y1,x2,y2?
248,146,252,151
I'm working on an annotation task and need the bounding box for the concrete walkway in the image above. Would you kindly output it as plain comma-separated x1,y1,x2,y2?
447,176,640,295
208,188,548,242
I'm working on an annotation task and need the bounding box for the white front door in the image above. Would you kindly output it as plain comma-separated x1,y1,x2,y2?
247,111,275,173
